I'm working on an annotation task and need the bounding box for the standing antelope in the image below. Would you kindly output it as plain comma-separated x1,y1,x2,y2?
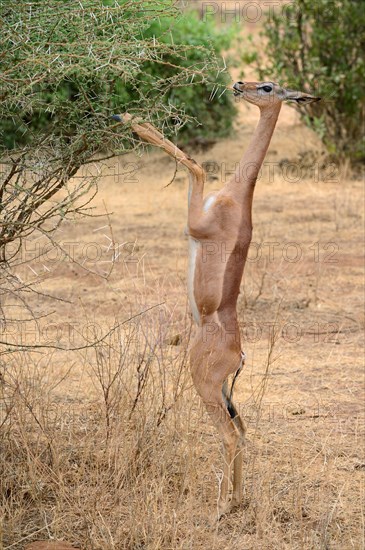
113,80,320,518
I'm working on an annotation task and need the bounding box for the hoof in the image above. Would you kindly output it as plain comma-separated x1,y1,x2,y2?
208,499,234,524
230,497,242,510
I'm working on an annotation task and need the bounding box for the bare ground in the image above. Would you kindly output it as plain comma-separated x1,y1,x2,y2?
1,53,364,550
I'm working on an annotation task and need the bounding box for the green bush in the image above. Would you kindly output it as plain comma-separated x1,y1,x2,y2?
1,1,236,151
139,14,237,144
0,0,236,256
258,0,365,164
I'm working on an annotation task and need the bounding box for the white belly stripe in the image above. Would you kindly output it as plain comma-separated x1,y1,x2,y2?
187,194,217,325
203,194,216,213
188,237,200,324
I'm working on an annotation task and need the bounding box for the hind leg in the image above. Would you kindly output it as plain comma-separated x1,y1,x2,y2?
222,380,246,509
191,363,240,517
204,395,241,517
231,417,245,507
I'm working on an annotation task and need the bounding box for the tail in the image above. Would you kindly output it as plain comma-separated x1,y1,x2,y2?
222,352,246,435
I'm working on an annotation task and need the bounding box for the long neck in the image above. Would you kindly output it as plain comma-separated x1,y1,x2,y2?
226,104,281,202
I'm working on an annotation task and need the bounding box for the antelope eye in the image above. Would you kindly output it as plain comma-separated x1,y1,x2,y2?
262,85,273,93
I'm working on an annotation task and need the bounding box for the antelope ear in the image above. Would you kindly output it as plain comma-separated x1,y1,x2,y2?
284,90,321,104
295,95,321,104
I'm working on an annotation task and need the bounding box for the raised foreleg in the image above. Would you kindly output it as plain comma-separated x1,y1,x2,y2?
112,113,223,241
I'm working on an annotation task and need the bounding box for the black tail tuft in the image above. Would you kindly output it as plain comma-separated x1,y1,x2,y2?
222,380,239,419
226,399,239,420
222,379,246,436
222,356,247,438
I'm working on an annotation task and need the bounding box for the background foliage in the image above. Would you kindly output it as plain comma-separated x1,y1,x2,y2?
0,0,236,259
258,0,365,164
1,0,235,151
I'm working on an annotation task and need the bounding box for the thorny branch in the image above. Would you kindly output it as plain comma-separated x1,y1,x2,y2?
0,1,225,353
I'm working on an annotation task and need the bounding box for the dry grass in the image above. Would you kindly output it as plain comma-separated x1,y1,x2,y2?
1,75,364,549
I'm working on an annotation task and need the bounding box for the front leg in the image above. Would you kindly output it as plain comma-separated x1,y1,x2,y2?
113,112,212,238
